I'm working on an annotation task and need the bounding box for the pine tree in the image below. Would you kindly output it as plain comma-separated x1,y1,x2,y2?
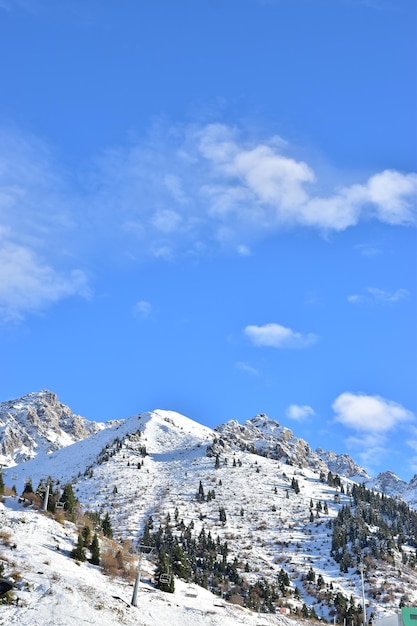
219,507,227,524
62,483,77,515
82,525,91,547
196,480,205,502
90,533,100,565
71,533,86,562
0,471,4,496
142,516,154,545
102,512,113,538
23,478,33,494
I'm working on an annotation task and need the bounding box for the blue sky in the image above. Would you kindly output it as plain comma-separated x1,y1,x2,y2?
0,0,416,481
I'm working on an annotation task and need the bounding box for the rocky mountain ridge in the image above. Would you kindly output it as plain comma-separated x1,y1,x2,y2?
0,389,116,466
1,390,415,504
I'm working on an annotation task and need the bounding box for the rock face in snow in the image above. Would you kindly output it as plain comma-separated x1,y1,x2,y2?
367,470,417,508
315,448,370,481
371,470,407,496
215,414,364,480
0,390,110,465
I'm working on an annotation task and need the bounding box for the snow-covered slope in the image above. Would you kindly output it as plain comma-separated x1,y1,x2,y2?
0,496,294,626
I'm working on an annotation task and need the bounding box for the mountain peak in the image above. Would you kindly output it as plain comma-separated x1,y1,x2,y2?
0,390,107,465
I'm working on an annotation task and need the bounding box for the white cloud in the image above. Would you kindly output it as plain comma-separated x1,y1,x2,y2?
151,210,183,233
355,243,381,257
0,242,89,322
348,287,409,304
86,122,417,259
163,174,189,204
195,125,417,234
1,121,416,323
0,127,90,321
236,244,251,256
332,392,414,432
235,361,259,376
344,432,390,474
286,404,315,421
134,300,152,319
244,323,318,349
367,170,417,225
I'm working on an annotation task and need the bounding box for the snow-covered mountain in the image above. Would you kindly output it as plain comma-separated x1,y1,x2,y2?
213,414,370,482
1,390,416,624
0,390,116,466
0,495,292,626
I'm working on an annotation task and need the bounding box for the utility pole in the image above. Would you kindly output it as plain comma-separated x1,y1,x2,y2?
358,563,366,626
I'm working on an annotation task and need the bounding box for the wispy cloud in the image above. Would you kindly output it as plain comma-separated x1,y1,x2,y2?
333,392,414,432
85,122,416,257
0,127,89,321
194,124,416,233
354,243,381,257
133,300,153,319
0,242,89,322
235,361,260,376
0,0,43,15
406,427,417,474
244,323,318,349
1,121,416,320
344,431,390,475
348,287,409,304
333,392,416,476
286,404,315,421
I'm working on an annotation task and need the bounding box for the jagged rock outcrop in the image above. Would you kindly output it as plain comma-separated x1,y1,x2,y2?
215,414,326,475
315,448,369,481
0,389,110,465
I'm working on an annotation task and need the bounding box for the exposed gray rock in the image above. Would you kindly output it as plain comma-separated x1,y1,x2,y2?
0,389,112,465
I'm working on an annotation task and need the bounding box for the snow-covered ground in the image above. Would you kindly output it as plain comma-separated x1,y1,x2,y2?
0,496,300,626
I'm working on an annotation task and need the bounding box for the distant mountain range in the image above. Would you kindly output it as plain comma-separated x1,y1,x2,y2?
1,389,415,505
1,390,416,619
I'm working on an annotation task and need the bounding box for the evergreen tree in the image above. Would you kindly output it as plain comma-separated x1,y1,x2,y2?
23,478,33,494
0,471,4,496
196,480,205,502
90,533,100,565
62,483,77,515
82,525,91,548
71,533,86,561
219,507,227,524
102,512,113,538
142,516,154,546
291,477,300,494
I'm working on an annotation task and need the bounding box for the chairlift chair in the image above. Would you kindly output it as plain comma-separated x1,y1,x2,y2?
159,573,171,584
